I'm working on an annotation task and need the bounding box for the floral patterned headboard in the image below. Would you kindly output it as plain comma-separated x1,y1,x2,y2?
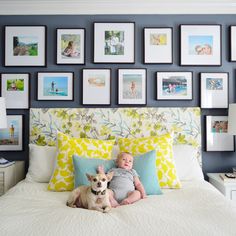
30,107,201,164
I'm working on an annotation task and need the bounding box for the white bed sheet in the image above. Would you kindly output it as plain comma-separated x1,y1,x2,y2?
0,180,236,236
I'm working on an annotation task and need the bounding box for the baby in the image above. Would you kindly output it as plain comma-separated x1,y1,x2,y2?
98,152,146,207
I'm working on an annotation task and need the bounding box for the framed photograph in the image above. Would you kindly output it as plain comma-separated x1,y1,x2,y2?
230,25,236,61
37,72,74,101
180,24,221,66
144,27,173,64
118,68,146,105
94,22,135,63
201,72,228,109
56,28,85,64
206,116,235,151
82,69,111,105
0,115,23,151
0,73,29,109
156,71,193,100
4,26,46,67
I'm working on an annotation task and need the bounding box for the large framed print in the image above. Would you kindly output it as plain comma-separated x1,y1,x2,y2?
118,68,146,105
201,72,228,109
0,115,23,151
180,24,221,66
206,116,235,151
4,26,46,67
57,28,85,65
230,25,236,61
0,73,29,109
94,22,135,63
37,72,74,101
82,69,111,105
144,27,173,64
156,71,193,100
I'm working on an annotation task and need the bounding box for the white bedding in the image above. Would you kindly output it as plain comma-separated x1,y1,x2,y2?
0,180,236,236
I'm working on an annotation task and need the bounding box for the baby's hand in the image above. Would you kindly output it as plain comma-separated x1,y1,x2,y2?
97,165,105,174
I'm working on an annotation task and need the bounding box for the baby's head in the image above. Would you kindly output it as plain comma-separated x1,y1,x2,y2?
116,152,134,170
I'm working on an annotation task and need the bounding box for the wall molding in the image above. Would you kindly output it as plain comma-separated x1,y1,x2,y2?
1,0,236,15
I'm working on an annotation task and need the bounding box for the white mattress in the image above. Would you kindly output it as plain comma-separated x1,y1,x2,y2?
0,180,236,236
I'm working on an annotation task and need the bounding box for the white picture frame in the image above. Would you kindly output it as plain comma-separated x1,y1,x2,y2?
230,25,236,62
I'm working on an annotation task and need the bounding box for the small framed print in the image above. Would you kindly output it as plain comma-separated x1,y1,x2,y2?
180,24,221,66
201,72,228,109
0,115,23,151
37,72,74,101
4,26,46,67
156,71,193,100
230,26,236,61
0,73,29,109
57,28,85,64
206,116,235,152
118,68,146,105
144,27,173,64
94,22,135,63
82,69,111,105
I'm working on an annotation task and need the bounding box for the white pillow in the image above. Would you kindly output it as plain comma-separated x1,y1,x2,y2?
173,145,204,181
26,144,57,183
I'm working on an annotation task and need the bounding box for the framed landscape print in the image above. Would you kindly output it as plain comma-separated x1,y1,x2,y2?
206,116,235,151
57,28,85,64
230,25,236,61
180,24,221,66
144,27,173,64
37,72,74,101
94,22,135,63
201,72,228,109
82,69,111,105
157,71,193,100
0,73,29,109
4,26,46,66
0,115,23,151
118,68,146,105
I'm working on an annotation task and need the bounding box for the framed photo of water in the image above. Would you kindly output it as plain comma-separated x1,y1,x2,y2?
4,26,46,67
37,72,74,101
156,72,193,100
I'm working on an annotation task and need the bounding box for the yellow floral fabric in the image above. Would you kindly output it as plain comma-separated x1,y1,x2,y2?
118,133,181,188
48,132,115,191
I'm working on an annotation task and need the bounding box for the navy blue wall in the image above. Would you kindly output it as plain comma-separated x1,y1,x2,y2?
0,14,236,174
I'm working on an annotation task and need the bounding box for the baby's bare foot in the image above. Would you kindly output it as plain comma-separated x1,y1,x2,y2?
120,199,130,205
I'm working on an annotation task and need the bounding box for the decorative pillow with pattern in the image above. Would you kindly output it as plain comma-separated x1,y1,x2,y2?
118,133,181,188
48,132,115,191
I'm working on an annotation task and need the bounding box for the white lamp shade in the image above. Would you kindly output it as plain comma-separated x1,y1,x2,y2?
0,97,7,129
228,103,236,135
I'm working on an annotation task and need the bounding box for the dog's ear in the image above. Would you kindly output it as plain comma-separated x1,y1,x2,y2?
106,172,114,182
86,173,93,182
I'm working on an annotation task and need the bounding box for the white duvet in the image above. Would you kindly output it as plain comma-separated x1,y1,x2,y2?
0,180,236,236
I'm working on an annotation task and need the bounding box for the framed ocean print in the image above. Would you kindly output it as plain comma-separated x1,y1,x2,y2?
0,115,23,151
230,25,236,62
0,73,29,109
200,72,228,109
37,72,74,101
4,25,46,67
156,71,193,100
144,27,173,64
93,22,135,63
180,24,221,66
118,68,146,105
206,116,235,151
82,69,111,105
56,28,85,64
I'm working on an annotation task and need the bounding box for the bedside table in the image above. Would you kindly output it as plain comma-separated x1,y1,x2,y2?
207,173,236,201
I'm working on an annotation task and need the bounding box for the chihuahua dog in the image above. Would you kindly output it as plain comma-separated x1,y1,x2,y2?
67,172,113,213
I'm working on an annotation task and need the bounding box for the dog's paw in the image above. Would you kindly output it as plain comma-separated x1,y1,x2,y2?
103,206,111,213
67,202,77,208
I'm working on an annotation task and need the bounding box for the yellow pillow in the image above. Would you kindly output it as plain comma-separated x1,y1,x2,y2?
118,133,181,188
48,132,115,191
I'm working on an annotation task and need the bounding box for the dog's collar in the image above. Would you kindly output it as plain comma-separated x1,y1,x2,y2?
91,189,106,196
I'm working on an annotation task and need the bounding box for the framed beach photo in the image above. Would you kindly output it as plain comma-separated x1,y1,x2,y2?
144,27,173,64
4,26,46,67
201,72,228,109
56,28,85,64
206,116,235,151
180,24,221,66
37,72,74,101
230,25,236,62
93,22,135,63
0,115,23,151
118,68,146,105
157,71,193,100
0,73,29,109
82,69,111,105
